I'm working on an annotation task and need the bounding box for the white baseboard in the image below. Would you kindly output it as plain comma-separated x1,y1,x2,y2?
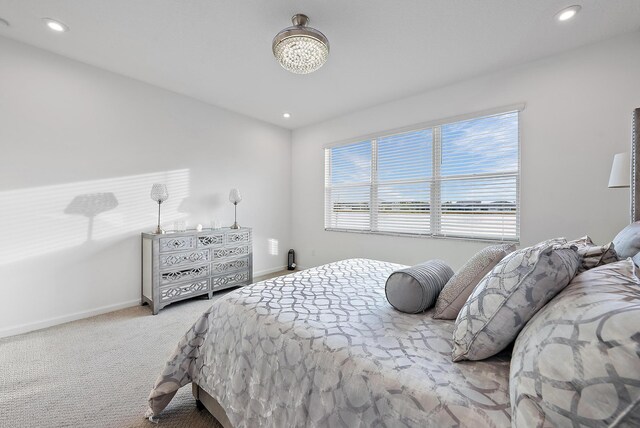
0,299,140,339
1,265,291,339
253,265,287,279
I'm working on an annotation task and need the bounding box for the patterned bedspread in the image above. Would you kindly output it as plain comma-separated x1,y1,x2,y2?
147,259,512,427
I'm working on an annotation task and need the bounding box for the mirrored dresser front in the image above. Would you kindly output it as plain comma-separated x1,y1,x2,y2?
141,227,253,314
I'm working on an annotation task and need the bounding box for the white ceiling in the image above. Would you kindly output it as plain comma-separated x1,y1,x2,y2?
0,0,639,129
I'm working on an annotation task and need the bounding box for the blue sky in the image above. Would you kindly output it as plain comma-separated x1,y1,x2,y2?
329,112,518,203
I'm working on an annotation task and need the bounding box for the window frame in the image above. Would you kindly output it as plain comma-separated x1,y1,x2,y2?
323,105,523,243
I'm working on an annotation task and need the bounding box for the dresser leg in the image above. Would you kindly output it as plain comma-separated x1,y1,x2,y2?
207,291,214,299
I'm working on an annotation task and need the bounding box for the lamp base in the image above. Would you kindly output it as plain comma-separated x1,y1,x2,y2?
155,226,166,234
230,222,240,229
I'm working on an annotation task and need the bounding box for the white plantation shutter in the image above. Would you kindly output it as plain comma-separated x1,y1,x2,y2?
324,108,520,241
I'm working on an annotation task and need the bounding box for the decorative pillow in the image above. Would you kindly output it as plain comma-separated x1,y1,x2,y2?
451,240,579,361
613,222,640,259
562,236,619,273
433,243,516,320
385,260,453,314
510,259,640,427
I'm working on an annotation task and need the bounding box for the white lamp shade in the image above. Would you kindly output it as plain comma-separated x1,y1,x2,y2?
229,188,242,204
608,152,630,188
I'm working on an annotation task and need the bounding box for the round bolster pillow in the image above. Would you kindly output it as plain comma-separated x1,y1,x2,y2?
385,260,454,313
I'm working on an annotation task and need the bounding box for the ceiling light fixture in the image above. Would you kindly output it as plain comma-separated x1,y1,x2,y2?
556,5,581,22
272,14,329,74
43,18,69,32
283,113,291,119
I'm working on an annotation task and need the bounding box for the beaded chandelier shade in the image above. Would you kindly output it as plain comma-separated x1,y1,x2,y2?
272,14,329,74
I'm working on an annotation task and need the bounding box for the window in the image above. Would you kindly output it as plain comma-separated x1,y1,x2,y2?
324,109,520,241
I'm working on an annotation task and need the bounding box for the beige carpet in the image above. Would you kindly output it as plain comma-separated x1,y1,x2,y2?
0,290,236,428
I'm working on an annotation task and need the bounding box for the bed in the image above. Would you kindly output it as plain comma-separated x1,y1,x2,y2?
147,258,512,427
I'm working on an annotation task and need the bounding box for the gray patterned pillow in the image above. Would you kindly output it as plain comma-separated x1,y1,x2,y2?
562,236,619,273
433,244,516,320
451,239,579,361
385,260,453,314
510,259,640,427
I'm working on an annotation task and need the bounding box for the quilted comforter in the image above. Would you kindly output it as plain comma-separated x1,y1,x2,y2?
147,258,512,427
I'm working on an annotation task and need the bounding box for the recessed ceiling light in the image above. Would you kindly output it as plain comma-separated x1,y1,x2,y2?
283,113,291,119
43,18,69,32
556,5,581,22
0,17,9,27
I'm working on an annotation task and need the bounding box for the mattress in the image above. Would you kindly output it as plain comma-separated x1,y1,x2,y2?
147,258,512,427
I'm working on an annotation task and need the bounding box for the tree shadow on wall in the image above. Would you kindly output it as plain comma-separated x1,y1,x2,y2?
65,193,119,242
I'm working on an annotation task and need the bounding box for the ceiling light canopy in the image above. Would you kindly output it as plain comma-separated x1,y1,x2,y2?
43,18,69,32
556,5,581,22
272,14,329,75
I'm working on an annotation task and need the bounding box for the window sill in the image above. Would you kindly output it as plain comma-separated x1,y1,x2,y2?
324,228,520,245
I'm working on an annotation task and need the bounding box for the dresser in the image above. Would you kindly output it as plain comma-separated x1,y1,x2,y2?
141,227,253,314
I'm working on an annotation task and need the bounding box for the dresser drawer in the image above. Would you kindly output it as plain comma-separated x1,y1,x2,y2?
211,271,250,290
212,245,249,260
211,256,250,275
159,279,209,302
159,249,210,269
226,231,251,245
197,233,225,248
159,236,196,253
160,264,209,285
